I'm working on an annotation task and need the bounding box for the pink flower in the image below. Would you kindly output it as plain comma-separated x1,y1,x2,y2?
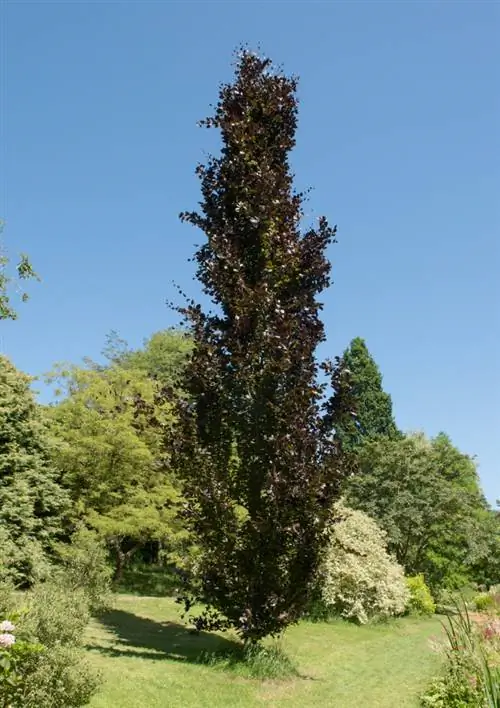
483,620,500,641
0,633,15,648
467,674,478,689
0,620,15,632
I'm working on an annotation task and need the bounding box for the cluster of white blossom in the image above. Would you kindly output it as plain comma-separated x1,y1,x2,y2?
320,501,409,624
0,618,16,648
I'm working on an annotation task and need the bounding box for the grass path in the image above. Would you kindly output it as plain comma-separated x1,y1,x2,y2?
86,595,442,707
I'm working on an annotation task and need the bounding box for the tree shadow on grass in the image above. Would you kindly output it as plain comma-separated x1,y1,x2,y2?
87,608,244,665
87,609,312,680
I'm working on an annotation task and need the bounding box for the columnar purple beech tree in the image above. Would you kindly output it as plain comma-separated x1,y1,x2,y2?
172,50,353,642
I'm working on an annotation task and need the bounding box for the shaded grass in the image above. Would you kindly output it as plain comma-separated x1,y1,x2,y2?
86,594,443,707
94,606,240,663
117,565,179,597
90,602,299,679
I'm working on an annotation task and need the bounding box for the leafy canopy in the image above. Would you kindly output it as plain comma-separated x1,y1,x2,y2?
102,328,192,389
346,432,491,589
171,49,353,641
0,356,68,584
46,363,186,577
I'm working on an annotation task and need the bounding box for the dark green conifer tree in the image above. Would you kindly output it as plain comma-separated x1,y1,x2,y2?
0,356,68,583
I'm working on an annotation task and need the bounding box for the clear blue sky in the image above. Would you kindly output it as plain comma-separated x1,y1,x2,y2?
2,1,498,503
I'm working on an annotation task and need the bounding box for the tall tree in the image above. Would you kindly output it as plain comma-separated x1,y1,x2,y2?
469,505,500,588
171,50,352,642
336,337,400,453
0,356,68,584
346,432,490,589
46,363,185,580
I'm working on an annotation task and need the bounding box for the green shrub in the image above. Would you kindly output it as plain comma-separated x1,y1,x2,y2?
475,593,495,613
0,562,103,707
24,582,90,649
421,664,484,707
472,586,500,615
303,587,334,622
0,613,44,708
22,527,112,648
199,641,298,680
236,643,298,680
406,575,436,616
318,501,409,624
421,599,500,707
18,645,101,708
55,526,113,612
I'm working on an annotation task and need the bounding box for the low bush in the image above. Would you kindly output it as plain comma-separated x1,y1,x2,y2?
198,641,299,680
475,593,496,613
0,578,100,708
317,501,409,624
421,599,500,707
0,613,44,708
24,582,90,649
0,530,111,707
54,526,113,612
236,643,298,679
16,644,100,708
473,586,500,615
303,587,334,623
406,575,436,616
421,662,485,707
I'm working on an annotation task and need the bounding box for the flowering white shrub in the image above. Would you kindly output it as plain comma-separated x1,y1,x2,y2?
0,630,15,648
0,619,15,632
319,501,409,624
0,612,43,705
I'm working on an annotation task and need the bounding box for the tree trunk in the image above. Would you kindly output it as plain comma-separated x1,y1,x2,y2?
113,545,125,583
112,540,139,584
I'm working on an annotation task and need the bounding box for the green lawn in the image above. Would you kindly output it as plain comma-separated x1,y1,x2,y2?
86,595,442,707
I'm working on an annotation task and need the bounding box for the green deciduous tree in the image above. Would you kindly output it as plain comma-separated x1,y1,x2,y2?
468,505,500,588
0,356,68,584
336,337,400,453
346,432,489,590
171,50,353,642
46,363,186,580
111,328,192,389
